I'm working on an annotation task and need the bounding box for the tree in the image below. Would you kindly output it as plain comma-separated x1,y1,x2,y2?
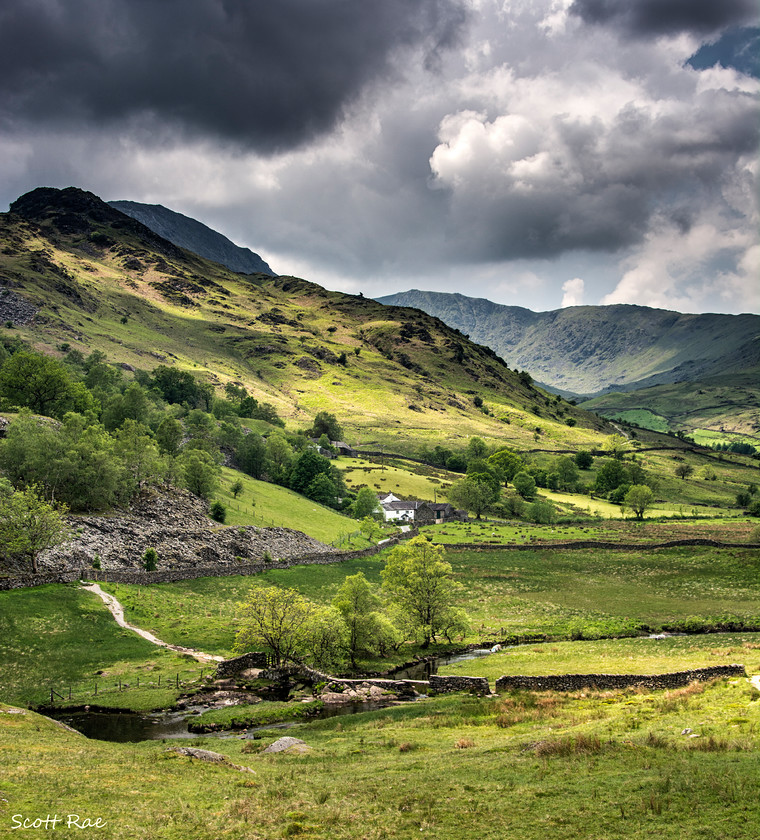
0,485,71,573
265,433,294,485
302,605,349,671
113,419,161,486
332,572,382,668
156,416,183,456
236,433,267,479
310,410,342,441
465,436,488,461
448,476,498,519
352,486,380,520
234,586,316,665
0,351,87,418
554,456,579,491
594,459,627,494
526,500,557,524
622,484,654,520
488,449,523,483
604,434,629,460
179,449,219,499
674,463,694,480
305,472,340,507
381,536,463,648
512,471,537,500
230,479,244,499
575,450,593,470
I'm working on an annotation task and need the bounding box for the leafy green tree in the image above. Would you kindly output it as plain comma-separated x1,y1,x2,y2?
142,547,159,571
381,536,464,648
512,471,537,500
359,515,382,541
265,433,294,485
237,433,267,479
352,486,380,520
290,449,338,495
305,472,340,507
674,463,694,480
155,416,183,456
151,365,201,406
526,500,557,524
101,382,150,430
179,449,219,499
0,485,71,573
604,434,629,460
448,476,498,519
574,450,593,470
554,456,579,490
594,459,627,494
622,484,654,520
209,501,226,523
0,351,88,418
230,479,244,499
234,586,316,665
302,605,349,671
310,410,342,441
445,453,467,473
488,448,524,483
333,572,382,668
465,436,488,461
113,419,161,486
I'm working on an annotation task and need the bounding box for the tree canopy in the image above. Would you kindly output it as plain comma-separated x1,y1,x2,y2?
381,536,466,648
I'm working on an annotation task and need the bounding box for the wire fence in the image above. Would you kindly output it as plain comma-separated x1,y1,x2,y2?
42,665,209,707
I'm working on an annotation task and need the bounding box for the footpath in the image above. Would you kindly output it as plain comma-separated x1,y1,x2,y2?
81,583,223,664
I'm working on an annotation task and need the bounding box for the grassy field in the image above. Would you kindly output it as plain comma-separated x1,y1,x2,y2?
440,633,760,679
2,671,760,839
0,584,204,710
339,457,454,501
3,539,760,713
446,546,760,641
216,466,380,547
427,517,756,545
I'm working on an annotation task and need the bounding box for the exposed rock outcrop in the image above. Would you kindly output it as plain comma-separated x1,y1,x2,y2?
38,485,332,572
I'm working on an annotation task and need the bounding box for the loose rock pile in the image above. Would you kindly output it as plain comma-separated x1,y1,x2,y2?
39,485,332,572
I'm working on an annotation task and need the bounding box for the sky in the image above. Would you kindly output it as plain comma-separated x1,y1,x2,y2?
0,0,758,315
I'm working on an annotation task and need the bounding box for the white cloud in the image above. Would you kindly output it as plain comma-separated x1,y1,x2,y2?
561,278,585,307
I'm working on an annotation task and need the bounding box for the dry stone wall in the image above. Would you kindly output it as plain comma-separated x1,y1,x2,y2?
429,675,491,695
495,665,746,693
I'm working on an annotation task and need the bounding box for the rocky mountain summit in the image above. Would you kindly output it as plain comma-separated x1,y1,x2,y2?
38,486,331,573
109,200,275,276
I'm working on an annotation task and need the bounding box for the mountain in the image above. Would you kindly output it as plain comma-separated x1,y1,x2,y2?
377,290,760,442
108,200,275,276
0,187,612,453
377,290,760,397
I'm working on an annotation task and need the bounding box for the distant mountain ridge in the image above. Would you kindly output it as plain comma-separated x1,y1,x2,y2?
108,200,275,276
377,290,760,398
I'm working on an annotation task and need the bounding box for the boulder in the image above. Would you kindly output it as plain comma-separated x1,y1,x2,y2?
261,736,311,755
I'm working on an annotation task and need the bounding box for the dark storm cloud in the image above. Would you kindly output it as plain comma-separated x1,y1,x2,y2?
570,0,758,38
0,0,467,152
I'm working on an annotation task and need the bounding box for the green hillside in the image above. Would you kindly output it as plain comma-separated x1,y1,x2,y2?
378,290,760,442
0,188,611,455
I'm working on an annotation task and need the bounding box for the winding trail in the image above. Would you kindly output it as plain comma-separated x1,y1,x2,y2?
82,583,224,664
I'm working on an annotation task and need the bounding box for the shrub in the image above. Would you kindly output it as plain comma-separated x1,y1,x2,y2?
209,501,226,523
143,547,158,571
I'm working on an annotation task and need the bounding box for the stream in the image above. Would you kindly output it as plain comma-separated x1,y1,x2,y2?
47,648,496,743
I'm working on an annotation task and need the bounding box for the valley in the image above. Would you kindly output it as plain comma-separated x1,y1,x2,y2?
0,187,758,839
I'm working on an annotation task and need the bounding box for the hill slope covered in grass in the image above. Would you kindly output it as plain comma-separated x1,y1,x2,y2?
0,187,612,454
378,290,760,444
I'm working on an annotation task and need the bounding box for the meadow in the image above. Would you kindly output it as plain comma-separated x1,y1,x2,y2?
3,538,759,714
2,670,759,839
